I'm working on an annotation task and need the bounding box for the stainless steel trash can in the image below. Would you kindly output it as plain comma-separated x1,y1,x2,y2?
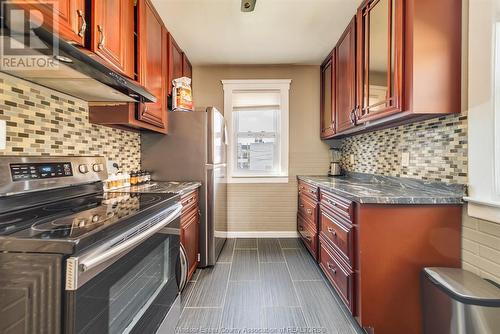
422,267,500,334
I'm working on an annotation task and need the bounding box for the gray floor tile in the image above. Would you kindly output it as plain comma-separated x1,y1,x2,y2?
283,248,323,281
189,269,201,282
187,263,230,307
230,249,259,281
180,282,195,309
260,263,299,307
221,281,263,330
279,238,304,249
294,281,358,334
235,238,258,249
217,239,235,263
258,238,285,262
176,308,222,333
262,307,307,330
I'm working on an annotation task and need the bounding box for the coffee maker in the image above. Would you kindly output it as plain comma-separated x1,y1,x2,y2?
328,148,342,176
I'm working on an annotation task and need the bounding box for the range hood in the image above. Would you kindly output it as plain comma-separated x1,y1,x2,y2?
0,16,156,104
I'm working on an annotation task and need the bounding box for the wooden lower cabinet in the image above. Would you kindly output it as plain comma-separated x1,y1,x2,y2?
319,237,356,314
180,189,200,281
297,214,318,260
297,180,319,259
298,179,462,334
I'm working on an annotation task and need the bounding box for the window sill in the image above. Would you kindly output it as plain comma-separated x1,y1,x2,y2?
464,197,500,224
228,176,289,184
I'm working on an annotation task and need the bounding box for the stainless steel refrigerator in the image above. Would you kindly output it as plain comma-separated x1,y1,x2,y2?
141,107,227,267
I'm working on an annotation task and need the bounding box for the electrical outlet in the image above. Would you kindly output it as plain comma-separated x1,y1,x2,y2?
401,152,410,167
349,154,355,165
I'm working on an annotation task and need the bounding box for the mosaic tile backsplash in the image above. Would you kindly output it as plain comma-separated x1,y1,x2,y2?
340,113,468,184
0,73,140,171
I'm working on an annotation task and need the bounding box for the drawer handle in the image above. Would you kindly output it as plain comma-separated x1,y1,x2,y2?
309,190,316,194
304,235,312,241
299,204,304,208
327,263,337,274
306,209,312,214
327,227,337,237
77,9,86,37
327,199,336,206
97,24,105,49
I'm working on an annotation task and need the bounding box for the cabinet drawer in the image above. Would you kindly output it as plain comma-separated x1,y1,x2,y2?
298,194,318,227
298,180,319,201
181,189,199,215
319,238,355,314
320,190,353,222
320,208,354,267
297,214,318,260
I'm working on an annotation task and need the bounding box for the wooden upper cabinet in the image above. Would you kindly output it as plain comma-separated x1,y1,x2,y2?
320,52,335,139
182,53,192,79
335,17,357,133
136,0,167,130
91,0,135,78
356,0,403,123
17,0,86,46
168,34,184,95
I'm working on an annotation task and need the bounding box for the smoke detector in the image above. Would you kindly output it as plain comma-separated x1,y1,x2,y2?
241,0,256,12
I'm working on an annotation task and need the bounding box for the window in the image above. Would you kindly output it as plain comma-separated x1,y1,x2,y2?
222,80,291,183
465,0,500,223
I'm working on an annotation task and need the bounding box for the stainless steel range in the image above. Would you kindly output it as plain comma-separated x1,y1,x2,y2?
0,156,186,334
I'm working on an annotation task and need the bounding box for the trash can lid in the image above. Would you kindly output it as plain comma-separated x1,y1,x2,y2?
423,267,500,307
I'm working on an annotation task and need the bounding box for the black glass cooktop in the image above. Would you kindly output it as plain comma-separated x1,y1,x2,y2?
0,192,177,241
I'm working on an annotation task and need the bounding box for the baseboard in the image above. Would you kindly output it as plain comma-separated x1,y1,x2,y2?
223,231,300,238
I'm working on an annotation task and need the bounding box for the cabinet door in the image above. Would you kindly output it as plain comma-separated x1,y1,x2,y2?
168,34,184,95
320,52,335,139
136,0,167,129
336,17,357,133
357,0,403,123
182,53,192,79
181,211,199,281
16,0,86,46
91,0,134,78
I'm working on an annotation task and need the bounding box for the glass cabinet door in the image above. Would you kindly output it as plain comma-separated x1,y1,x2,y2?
321,52,335,138
357,0,403,122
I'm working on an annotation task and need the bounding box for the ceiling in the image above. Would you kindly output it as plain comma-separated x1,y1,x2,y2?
151,0,362,66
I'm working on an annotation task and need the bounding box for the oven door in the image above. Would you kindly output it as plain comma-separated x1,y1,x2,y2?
64,204,186,334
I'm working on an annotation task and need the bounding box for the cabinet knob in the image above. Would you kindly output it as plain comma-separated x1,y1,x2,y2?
77,9,86,37
306,209,312,214
327,227,337,236
327,263,337,274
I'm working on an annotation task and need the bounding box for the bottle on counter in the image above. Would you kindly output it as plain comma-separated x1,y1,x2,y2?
130,171,137,186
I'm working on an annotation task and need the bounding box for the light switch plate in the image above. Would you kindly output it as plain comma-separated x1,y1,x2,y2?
401,152,410,167
350,154,355,165
0,120,6,150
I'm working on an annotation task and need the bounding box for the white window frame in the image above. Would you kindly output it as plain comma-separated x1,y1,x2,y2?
222,79,291,184
464,0,500,223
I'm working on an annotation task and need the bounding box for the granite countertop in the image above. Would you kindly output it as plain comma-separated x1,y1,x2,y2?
297,173,465,205
117,181,201,195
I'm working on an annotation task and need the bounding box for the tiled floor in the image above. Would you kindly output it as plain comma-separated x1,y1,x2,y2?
177,238,364,334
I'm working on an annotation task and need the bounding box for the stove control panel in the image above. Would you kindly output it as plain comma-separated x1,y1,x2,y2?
10,162,73,181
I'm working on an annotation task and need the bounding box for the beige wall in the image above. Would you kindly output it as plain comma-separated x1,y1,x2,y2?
193,65,330,233
462,210,500,283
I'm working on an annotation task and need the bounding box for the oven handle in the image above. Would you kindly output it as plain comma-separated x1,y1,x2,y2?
79,204,182,273
178,243,188,292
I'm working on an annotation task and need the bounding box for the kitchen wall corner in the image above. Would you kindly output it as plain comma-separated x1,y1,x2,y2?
0,73,141,171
